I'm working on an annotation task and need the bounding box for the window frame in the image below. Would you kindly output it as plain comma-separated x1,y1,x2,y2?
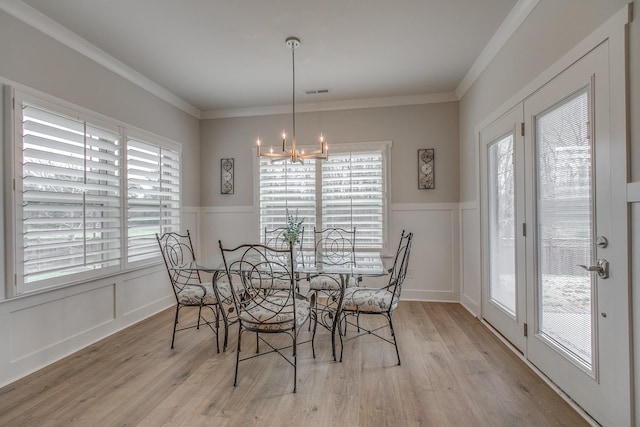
6,86,182,297
254,140,392,255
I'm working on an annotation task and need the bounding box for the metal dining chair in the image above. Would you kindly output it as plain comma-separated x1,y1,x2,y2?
219,240,313,393
156,230,233,352
306,227,358,338
308,226,358,291
338,230,413,364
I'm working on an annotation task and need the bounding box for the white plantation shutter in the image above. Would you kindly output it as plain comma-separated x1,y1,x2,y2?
321,151,384,248
127,138,180,263
12,90,182,295
257,143,389,252
20,104,122,290
259,158,316,248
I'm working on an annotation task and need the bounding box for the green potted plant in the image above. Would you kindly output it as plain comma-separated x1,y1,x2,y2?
283,212,304,247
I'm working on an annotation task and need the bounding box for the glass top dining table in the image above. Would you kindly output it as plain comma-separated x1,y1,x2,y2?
171,250,387,359
173,251,386,277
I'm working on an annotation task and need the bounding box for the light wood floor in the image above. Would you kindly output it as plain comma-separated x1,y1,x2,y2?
0,302,588,426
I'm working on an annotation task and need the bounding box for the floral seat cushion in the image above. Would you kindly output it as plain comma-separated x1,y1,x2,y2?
240,297,310,332
309,274,358,291
342,287,398,313
251,278,293,290
176,280,233,305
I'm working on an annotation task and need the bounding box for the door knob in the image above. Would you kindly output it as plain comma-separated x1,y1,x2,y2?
578,259,609,279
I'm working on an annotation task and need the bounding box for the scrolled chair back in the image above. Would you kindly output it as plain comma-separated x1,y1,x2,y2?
264,226,305,251
219,242,299,328
387,230,414,307
264,226,304,266
156,231,203,294
313,226,356,265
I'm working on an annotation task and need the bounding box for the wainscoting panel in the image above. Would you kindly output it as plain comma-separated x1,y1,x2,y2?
194,203,462,302
10,283,115,363
459,202,480,316
391,203,459,302
120,267,172,318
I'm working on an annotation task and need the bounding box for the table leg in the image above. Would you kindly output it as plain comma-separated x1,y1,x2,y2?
212,270,231,352
331,273,347,361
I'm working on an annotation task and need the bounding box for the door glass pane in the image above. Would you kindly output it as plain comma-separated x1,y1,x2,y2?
535,88,593,368
488,134,516,315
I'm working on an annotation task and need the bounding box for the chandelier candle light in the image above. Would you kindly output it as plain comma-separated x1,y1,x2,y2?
256,37,328,164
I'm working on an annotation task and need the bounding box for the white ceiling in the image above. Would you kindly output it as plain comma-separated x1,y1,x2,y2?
6,0,530,117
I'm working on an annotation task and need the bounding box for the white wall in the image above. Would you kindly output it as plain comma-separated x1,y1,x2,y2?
199,102,462,302
0,10,201,387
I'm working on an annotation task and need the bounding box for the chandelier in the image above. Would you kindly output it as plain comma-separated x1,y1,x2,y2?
256,37,328,164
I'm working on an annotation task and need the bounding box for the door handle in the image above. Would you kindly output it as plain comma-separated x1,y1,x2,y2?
578,259,609,279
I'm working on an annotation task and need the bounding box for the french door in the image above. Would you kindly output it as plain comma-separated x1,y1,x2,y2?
480,106,526,352
481,41,631,425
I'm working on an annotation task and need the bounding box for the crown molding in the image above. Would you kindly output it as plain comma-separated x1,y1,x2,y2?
455,0,540,99
0,0,202,118
201,92,458,119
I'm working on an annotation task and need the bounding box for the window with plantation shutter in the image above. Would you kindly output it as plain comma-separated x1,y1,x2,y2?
19,103,122,292
321,151,384,248
127,137,181,263
11,89,182,296
259,158,316,249
257,142,390,252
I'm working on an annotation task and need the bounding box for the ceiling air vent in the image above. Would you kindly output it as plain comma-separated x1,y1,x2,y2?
305,89,330,95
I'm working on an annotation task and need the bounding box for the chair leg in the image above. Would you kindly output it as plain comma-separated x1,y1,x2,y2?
388,315,401,365
196,304,203,329
308,291,316,331
311,311,318,359
339,313,346,362
214,304,220,353
293,332,297,393
256,332,260,353
234,328,242,386
171,305,180,349
222,308,230,352
332,311,341,362
343,312,347,336
219,302,232,352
